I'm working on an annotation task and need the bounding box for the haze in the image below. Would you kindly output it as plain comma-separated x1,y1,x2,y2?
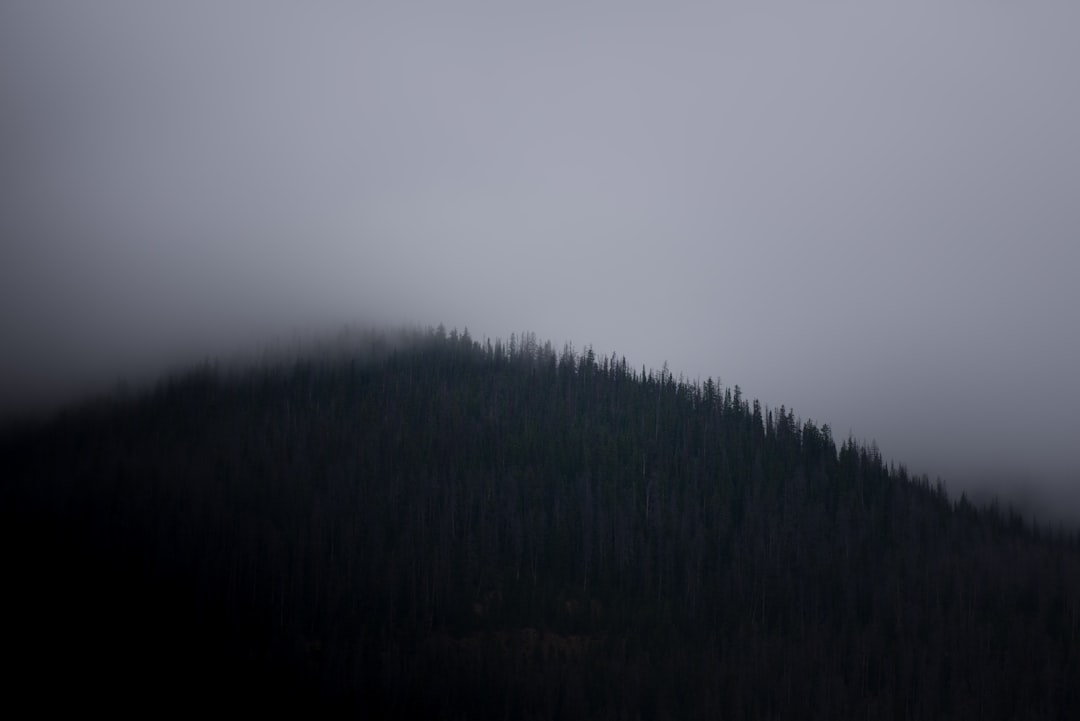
3,1,1078,518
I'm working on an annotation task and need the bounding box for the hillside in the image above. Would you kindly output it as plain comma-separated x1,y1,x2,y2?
3,327,1079,718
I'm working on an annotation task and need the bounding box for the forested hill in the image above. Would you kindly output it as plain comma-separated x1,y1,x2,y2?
3,327,1079,718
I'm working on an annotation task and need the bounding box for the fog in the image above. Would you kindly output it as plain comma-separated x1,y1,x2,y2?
3,1,1078,517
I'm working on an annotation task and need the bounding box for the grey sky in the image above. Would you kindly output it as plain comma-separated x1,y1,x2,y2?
2,1,1079,513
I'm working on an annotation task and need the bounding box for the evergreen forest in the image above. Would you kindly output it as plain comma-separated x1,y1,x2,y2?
3,327,1079,719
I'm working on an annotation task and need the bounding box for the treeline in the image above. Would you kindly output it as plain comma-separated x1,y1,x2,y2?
3,326,1079,718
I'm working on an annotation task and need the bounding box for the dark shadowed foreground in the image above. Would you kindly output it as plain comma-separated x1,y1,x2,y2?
3,328,1079,718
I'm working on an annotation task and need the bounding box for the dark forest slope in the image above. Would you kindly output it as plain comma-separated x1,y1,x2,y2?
3,328,1079,718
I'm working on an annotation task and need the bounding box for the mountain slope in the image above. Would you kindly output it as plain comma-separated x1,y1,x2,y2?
3,328,1079,718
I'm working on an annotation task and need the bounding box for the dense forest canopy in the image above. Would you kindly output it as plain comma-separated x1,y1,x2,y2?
3,326,1079,718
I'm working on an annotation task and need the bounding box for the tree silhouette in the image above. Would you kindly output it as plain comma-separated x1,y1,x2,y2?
2,326,1079,718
